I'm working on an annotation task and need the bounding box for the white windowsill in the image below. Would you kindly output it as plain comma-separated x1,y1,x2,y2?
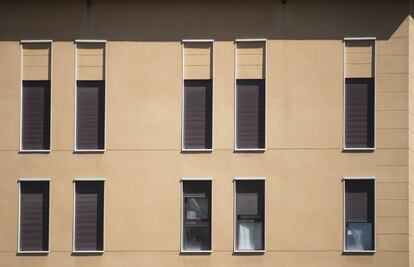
343,147,375,151
72,250,104,254
17,250,49,254
343,249,375,254
182,148,213,152
19,149,51,153
180,250,212,254
233,250,266,254
74,149,105,153
235,148,266,152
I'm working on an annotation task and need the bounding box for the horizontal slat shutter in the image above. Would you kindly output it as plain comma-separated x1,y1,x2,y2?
183,80,212,149
75,181,104,251
345,40,374,78
184,43,212,80
20,181,49,252
236,42,265,79
236,79,265,149
22,43,50,80
22,81,51,150
76,81,105,150
345,78,375,148
77,43,105,80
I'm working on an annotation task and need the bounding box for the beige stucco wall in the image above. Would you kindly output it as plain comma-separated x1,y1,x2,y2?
0,0,411,266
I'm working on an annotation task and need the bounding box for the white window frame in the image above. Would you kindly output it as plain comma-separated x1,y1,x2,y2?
72,178,106,254
233,177,266,253
234,39,267,152
342,176,376,254
19,40,53,153
74,40,107,153
343,37,376,151
17,178,51,254
180,177,213,253
181,39,215,152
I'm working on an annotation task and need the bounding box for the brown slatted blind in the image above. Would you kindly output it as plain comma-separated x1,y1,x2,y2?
183,80,212,149
76,81,105,150
75,181,104,251
345,78,375,148
345,180,374,223
236,79,265,149
22,81,51,150
20,181,49,252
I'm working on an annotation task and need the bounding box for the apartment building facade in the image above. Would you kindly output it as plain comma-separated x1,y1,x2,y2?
0,0,414,266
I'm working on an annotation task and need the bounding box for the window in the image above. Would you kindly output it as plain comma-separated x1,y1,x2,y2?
344,39,375,149
181,180,212,252
182,41,213,150
20,42,52,151
75,41,106,151
18,180,50,253
234,179,265,252
235,40,266,150
73,180,105,253
344,178,375,252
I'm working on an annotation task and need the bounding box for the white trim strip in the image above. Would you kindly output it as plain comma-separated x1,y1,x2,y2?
181,177,213,181
72,250,104,254
235,38,267,42
343,176,376,180
344,37,376,41
234,177,266,181
18,178,51,182
17,250,50,254
20,40,53,43
73,178,106,181
75,39,107,43
234,250,266,254
182,39,214,43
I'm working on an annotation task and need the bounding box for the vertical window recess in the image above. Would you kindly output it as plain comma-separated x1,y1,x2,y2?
74,180,105,253
344,178,375,252
235,41,266,150
75,42,106,151
21,42,52,151
235,179,265,252
182,41,213,150
344,39,375,149
182,180,212,252
19,180,50,253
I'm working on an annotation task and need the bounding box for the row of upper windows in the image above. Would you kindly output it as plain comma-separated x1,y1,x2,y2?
17,178,375,254
20,38,376,152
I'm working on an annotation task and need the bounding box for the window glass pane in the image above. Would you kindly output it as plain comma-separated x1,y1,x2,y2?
345,179,375,251
236,180,265,251
182,181,211,251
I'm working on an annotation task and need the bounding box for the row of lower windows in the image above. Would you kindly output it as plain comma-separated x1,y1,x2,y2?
20,38,375,152
18,178,375,254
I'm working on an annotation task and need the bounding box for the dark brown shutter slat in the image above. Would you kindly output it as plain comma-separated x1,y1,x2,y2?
236,79,265,149
76,81,105,150
183,80,212,149
20,181,49,251
22,81,51,150
345,78,375,148
75,181,104,251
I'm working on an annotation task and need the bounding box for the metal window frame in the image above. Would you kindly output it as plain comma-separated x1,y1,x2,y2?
233,177,266,253
181,39,215,152
19,40,53,153
72,178,106,254
342,176,376,254
17,178,51,254
180,177,213,253
74,40,107,153
234,39,267,152
342,37,376,151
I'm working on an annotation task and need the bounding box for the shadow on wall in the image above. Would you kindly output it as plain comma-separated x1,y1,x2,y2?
0,0,409,41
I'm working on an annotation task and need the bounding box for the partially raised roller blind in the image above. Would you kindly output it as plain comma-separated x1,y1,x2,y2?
345,40,374,78
77,43,105,81
19,181,49,252
344,40,375,149
22,43,51,80
183,42,212,80
236,42,265,79
75,181,104,252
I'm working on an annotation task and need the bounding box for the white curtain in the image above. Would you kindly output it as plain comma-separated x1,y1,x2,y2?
237,221,263,250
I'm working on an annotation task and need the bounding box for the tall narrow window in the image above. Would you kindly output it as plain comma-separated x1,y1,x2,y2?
344,39,375,149
181,180,212,252
75,42,106,151
235,179,265,252
74,180,104,252
344,178,375,252
182,41,213,150
19,180,50,253
235,41,266,150
21,42,52,151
